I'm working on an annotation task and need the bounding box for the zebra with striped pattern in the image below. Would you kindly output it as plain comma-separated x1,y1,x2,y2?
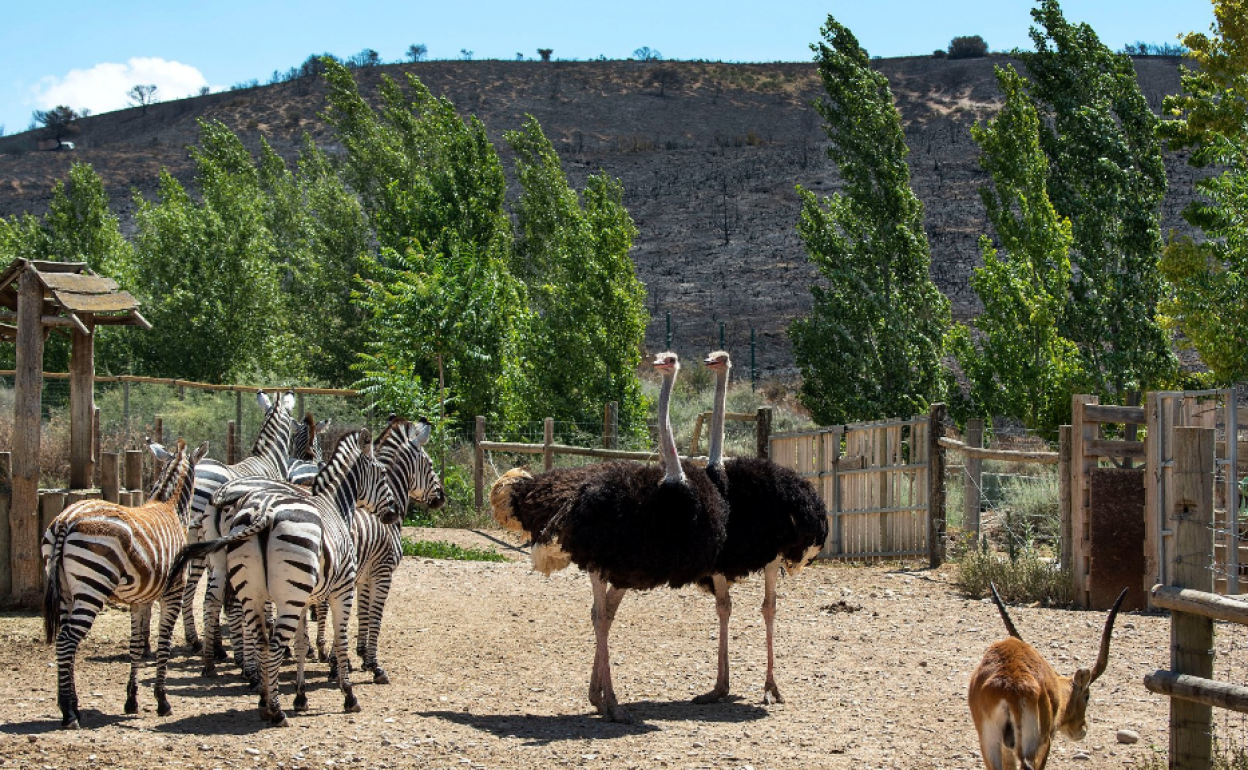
202,430,400,685
316,417,446,684
172,430,397,725
162,390,295,661
42,438,209,729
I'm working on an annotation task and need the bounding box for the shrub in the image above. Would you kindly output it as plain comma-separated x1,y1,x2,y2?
948,35,989,59
955,544,1072,605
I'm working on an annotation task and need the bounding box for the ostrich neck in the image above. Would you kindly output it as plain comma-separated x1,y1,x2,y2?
707,367,728,469
658,371,684,483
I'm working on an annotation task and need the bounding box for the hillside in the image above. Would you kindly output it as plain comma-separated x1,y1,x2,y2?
0,56,1198,377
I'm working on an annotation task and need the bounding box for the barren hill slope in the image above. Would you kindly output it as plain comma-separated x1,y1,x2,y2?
0,56,1196,377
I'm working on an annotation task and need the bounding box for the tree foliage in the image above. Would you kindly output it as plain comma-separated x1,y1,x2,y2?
1157,0,1248,383
1017,0,1176,397
790,16,950,425
32,105,82,142
948,35,989,59
948,66,1086,438
506,115,649,432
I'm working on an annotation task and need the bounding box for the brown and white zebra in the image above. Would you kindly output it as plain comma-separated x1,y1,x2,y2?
41,438,209,729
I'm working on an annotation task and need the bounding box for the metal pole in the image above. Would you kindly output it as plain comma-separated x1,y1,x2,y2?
665,311,672,350
719,321,725,350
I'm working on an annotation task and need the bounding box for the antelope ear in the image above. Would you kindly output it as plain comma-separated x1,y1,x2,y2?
193,441,210,463
1072,668,1092,689
257,389,272,411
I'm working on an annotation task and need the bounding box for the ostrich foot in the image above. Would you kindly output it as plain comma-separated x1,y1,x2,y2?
598,701,634,724
763,681,784,705
693,685,729,705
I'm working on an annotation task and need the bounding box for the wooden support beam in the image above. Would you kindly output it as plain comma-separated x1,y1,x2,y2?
963,419,984,540
0,452,10,600
928,402,947,569
1082,404,1147,425
69,320,95,489
1085,439,1145,459
543,418,555,472
10,270,45,608
1145,672,1248,716
100,453,119,503
474,416,486,512
1151,585,1248,624
938,437,1059,464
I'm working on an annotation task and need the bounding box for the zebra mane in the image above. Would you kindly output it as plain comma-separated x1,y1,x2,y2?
311,429,381,521
249,389,295,475
290,413,318,462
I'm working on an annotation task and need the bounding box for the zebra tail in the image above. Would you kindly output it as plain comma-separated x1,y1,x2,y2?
43,522,70,644
168,494,279,582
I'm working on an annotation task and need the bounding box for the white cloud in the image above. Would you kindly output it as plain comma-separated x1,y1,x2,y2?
30,57,211,116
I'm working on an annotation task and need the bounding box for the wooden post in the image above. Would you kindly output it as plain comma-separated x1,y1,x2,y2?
227,420,237,465
100,453,120,503
92,406,101,489
928,402,948,568
1169,426,1215,769
603,402,618,450
69,318,95,490
829,428,842,557
1070,394,1099,608
125,449,144,495
474,416,486,512
543,418,555,472
235,390,243,459
123,379,131,446
11,268,46,608
755,407,773,459
296,391,306,422
964,418,984,540
154,415,163,447
0,452,11,600
41,491,67,535
1225,389,1240,595
1059,426,1073,576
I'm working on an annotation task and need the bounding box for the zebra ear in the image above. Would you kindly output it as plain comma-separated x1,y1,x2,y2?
256,389,272,412
146,438,173,462
281,390,296,411
193,441,210,463
358,428,373,454
317,418,332,432
414,419,433,447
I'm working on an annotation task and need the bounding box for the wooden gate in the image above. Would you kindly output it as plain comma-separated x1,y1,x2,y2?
770,412,935,562
1145,389,1244,597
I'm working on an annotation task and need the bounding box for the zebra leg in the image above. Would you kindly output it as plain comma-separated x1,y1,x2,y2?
180,555,204,654
229,588,249,673
354,577,372,665
263,605,305,727
133,602,154,660
200,560,226,676
57,596,105,729
153,577,185,717
314,600,329,663
328,589,361,713
238,593,273,721
126,602,152,714
292,611,310,712
363,568,394,684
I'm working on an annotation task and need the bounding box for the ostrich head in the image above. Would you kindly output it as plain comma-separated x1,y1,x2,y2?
653,350,679,375
703,349,731,372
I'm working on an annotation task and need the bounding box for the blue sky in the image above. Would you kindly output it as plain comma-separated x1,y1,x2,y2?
0,0,1216,136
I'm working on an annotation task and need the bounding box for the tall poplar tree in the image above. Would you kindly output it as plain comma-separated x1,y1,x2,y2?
790,16,950,425
1019,0,1176,397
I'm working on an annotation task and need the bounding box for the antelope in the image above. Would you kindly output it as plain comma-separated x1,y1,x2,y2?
967,584,1127,770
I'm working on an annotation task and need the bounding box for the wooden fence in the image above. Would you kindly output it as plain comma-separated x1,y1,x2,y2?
1143,426,1245,769
769,404,946,565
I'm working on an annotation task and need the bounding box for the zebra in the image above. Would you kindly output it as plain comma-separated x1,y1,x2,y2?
200,429,400,685
161,390,296,663
315,417,446,685
172,430,397,726
41,438,209,729
285,412,330,487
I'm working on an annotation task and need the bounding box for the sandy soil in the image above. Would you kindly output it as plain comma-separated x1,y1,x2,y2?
0,527,1207,769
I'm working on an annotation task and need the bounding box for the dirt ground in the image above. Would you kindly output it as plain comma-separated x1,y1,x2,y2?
0,527,1217,769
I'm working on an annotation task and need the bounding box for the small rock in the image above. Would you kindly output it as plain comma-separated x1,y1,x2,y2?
382,717,396,723
1072,751,1092,761
246,749,261,756
26,736,36,743
1117,729,1140,744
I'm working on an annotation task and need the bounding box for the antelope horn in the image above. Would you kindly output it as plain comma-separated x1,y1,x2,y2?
989,582,1023,641
1090,587,1129,683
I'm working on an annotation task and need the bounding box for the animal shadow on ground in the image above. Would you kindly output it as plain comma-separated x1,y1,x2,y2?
422,699,768,745
153,707,275,735
0,710,129,734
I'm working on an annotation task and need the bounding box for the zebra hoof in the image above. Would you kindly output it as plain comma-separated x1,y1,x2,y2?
247,677,262,693
124,698,138,715
186,638,203,655
343,691,360,713
157,700,172,717
372,669,390,685
271,710,289,727
293,693,308,712
201,664,217,678
213,643,228,662
60,710,81,730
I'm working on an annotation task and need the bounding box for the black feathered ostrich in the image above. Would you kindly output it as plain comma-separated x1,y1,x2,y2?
491,351,728,723
697,350,828,705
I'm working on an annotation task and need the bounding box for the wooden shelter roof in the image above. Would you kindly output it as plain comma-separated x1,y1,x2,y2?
0,258,150,340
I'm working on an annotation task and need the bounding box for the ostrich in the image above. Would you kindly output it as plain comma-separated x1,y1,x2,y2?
491,352,728,723
696,350,828,706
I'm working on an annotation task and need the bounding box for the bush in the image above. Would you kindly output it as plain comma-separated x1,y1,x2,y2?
955,543,1072,605
948,35,989,59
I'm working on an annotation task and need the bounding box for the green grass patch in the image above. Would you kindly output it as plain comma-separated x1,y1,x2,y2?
400,538,507,563
954,544,1073,606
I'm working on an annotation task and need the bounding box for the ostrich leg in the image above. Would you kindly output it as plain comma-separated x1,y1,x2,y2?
693,574,732,703
761,559,784,704
588,572,631,723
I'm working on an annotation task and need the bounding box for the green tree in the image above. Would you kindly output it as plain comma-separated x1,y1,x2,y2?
948,66,1086,438
35,163,133,277
1018,0,1176,398
128,124,287,382
1157,0,1248,383
948,35,989,59
506,115,649,433
322,59,529,423
789,16,951,425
